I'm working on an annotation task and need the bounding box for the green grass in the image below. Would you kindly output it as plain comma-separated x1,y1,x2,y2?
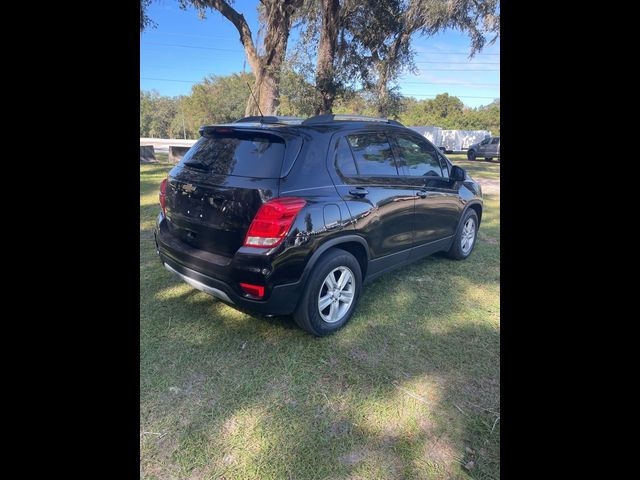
140,162,500,479
155,152,169,163
447,154,501,180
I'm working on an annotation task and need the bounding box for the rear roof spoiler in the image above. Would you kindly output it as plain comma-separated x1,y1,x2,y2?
233,116,304,125
301,114,404,126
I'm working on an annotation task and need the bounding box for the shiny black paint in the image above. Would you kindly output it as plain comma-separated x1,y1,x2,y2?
154,120,483,316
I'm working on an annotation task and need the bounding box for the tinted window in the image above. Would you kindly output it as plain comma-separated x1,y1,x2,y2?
395,134,443,177
179,132,285,178
481,138,490,145
335,137,358,175
438,153,450,178
346,133,398,176
491,137,500,144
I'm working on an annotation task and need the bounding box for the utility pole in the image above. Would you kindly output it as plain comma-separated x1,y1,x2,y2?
179,100,186,139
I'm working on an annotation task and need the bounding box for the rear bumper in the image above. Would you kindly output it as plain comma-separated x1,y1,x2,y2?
154,215,303,316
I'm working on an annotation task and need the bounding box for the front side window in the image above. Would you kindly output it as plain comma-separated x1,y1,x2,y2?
346,133,398,176
394,134,443,177
491,137,500,144
481,138,490,145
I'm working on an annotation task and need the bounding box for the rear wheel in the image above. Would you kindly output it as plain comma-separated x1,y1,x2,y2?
446,209,479,260
467,150,476,161
293,248,362,336
485,157,493,162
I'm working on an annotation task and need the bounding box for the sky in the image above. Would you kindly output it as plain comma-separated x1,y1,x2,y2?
140,0,500,109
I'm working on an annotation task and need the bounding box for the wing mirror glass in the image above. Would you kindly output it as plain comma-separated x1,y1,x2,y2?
450,165,466,181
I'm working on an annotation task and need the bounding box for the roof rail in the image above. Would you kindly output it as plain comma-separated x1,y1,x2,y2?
233,116,303,125
301,114,404,127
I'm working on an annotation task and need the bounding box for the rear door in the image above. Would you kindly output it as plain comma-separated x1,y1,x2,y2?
329,130,415,264
164,129,299,257
390,131,462,257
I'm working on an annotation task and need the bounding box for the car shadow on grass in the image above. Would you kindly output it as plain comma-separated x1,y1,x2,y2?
141,249,500,479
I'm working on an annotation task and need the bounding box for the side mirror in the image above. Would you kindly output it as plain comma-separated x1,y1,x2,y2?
450,165,466,181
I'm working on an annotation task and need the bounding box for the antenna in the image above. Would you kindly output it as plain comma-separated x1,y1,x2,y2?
245,81,264,123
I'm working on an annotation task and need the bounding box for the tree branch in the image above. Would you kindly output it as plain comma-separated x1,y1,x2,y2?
198,0,261,72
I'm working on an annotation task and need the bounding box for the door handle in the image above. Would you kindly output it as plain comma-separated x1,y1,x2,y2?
349,187,369,197
416,190,428,198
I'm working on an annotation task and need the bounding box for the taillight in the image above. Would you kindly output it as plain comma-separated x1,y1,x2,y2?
159,177,168,215
244,197,307,248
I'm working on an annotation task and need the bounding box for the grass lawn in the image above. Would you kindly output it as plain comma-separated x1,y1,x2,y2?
140,158,500,479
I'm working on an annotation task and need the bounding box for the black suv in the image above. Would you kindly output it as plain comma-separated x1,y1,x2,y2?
154,114,483,336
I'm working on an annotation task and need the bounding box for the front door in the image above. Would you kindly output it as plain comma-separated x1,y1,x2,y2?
390,131,462,258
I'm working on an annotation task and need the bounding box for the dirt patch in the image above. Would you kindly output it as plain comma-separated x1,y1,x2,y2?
477,178,500,195
339,447,370,465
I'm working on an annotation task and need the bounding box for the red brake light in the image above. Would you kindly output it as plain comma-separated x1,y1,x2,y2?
244,197,306,248
239,283,265,298
159,177,168,215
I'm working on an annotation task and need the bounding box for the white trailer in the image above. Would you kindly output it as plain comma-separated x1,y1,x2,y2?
458,130,491,149
408,126,443,148
440,130,463,152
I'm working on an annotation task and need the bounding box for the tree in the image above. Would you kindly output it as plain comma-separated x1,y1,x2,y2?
140,90,180,138
140,0,156,32
180,0,303,116
308,0,500,116
278,66,317,117
181,72,255,132
314,0,340,114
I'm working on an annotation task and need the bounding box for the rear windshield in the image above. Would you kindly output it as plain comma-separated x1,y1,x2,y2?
179,132,286,178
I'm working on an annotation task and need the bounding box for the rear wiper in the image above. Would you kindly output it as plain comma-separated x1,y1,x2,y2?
183,161,209,171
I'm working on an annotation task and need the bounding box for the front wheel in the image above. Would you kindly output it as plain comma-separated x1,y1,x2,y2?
293,248,362,336
446,209,479,260
467,150,476,161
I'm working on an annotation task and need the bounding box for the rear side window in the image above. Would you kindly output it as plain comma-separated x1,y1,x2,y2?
179,132,285,178
394,134,443,177
335,137,358,175
346,133,398,176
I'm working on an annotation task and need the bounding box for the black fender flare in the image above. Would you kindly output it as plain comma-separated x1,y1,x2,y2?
299,234,370,285
456,201,483,232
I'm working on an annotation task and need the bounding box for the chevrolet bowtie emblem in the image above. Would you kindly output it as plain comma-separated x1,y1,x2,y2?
183,183,196,193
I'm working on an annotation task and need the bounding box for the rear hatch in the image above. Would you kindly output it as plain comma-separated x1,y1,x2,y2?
164,127,302,257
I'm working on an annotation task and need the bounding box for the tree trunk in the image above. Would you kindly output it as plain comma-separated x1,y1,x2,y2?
202,0,300,117
314,0,340,115
245,67,280,116
245,0,295,116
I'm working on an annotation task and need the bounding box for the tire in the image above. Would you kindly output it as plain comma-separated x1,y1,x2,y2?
293,248,362,336
446,209,479,260
467,150,476,161
485,157,493,162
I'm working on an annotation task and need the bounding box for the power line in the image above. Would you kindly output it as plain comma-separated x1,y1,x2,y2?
141,42,500,64
148,32,500,56
141,76,499,88
142,41,243,52
141,63,499,73
141,77,197,83
414,60,499,65
404,94,498,99
399,80,499,87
